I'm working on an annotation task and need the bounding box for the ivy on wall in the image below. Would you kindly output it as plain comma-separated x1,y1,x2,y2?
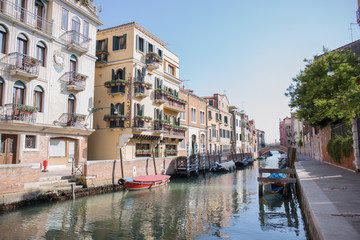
327,135,353,163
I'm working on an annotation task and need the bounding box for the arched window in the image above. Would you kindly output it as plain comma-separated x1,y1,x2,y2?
36,41,46,67
0,24,8,54
70,54,77,73
35,0,45,30
114,103,125,115
68,94,75,114
17,33,28,55
13,81,25,105
33,85,43,112
0,77,3,106
116,69,124,80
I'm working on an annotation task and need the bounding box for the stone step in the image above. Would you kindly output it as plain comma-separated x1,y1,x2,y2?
40,175,75,182
55,185,83,192
40,179,76,188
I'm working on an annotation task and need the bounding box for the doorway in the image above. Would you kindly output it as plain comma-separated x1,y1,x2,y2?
0,134,17,164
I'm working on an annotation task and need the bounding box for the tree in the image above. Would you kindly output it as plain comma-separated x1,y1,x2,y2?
285,49,360,127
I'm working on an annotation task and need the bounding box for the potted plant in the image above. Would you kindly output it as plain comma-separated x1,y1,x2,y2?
145,82,153,89
146,52,163,62
19,105,37,114
74,114,86,121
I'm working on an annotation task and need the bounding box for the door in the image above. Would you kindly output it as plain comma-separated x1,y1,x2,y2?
72,17,80,43
35,0,44,30
0,135,17,164
67,94,75,125
16,0,26,22
68,140,75,163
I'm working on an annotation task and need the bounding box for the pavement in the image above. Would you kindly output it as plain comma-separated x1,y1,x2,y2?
296,154,360,240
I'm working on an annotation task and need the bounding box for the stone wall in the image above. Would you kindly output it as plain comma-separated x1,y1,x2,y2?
84,157,176,187
0,164,41,194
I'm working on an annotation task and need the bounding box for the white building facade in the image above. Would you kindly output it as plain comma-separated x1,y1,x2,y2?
0,0,102,167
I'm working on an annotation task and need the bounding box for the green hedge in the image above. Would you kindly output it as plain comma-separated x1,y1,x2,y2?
327,135,353,163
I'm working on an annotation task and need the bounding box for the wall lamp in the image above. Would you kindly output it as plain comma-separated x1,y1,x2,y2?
327,61,360,76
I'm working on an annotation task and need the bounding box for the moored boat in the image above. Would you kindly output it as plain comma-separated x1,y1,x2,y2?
119,175,170,191
263,173,285,194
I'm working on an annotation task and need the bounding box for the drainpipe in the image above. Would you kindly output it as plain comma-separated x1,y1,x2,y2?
352,118,360,172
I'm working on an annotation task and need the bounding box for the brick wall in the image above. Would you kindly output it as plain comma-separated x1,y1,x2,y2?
84,158,176,186
0,164,41,194
321,126,356,170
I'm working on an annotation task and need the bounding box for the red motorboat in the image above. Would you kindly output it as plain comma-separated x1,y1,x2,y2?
118,175,171,191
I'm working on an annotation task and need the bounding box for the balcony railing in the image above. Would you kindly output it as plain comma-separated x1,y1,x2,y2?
0,0,53,35
1,52,40,79
60,30,91,54
134,84,149,98
96,51,108,67
54,113,87,128
0,103,37,122
61,71,87,92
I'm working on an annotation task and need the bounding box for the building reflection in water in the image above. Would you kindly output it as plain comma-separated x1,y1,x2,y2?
0,155,307,239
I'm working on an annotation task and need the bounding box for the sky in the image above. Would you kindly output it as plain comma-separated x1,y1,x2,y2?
95,0,360,143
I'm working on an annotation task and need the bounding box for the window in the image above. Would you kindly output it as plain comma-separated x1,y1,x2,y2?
167,64,175,75
84,21,89,40
191,107,196,123
220,128,222,138
212,125,216,138
180,111,185,121
209,129,212,139
62,8,69,30
136,36,144,52
208,110,212,119
72,16,80,43
209,100,213,106
13,81,25,105
70,54,77,73
96,39,108,52
50,139,67,157
157,49,163,58
200,111,205,125
36,41,46,67
148,42,154,52
236,119,238,127
200,134,205,145
68,94,75,114
179,139,185,149
224,116,228,124
134,103,144,116
0,24,7,54
34,85,43,112
0,77,3,106
35,0,45,30
25,135,36,149
113,34,127,51
17,33,28,55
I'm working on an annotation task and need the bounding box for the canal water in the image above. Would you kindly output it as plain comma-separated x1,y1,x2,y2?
0,152,309,239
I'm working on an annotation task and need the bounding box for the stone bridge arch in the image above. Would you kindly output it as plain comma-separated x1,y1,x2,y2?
258,145,287,155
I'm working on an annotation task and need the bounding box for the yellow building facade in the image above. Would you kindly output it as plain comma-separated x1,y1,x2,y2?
88,22,185,162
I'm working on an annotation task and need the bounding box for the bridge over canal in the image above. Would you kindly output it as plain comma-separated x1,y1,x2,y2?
258,145,287,156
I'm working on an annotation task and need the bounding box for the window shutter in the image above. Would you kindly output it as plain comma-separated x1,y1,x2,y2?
113,36,117,51
123,34,126,49
155,77,158,88
121,102,125,115
104,38,108,51
96,40,100,51
112,69,116,80
136,35,139,50
145,41,148,53
142,67,146,79
141,105,144,116
111,103,114,114
134,103,137,116
123,67,126,80
160,80,163,89
154,108,157,119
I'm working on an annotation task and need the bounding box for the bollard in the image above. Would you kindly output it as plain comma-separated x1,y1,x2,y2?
42,160,48,172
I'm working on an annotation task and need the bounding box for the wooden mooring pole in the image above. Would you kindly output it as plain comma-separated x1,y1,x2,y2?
120,148,124,178
152,148,157,175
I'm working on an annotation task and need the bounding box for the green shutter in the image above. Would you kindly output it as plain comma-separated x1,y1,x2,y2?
112,69,115,80
104,38,108,51
123,34,127,49
136,35,139,51
111,103,114,114
96,40,100,51
121,103,125,115
123,67,126,80
160,110,163,120
134,103,137,116
160,80,163,89
141,105,144,116
113,36,117,51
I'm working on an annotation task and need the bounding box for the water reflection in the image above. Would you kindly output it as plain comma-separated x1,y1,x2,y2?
0,152,307,239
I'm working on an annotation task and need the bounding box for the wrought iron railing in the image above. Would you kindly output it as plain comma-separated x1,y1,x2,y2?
60,71,87,89
60,30,91,50
0,103,37,122
2,52,41,76
54,113,87,128
0,0,53,35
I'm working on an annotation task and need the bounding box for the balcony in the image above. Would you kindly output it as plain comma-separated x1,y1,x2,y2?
104,115,127,129
0,0,53,36
163,125,186,138
146,52,162,71
96,51,108,67
61,72,87,92
104,80,127,96
2,53,40,80
133,116,152,132
60,30,91,55
154,89,186,111
134,82,151,98
54,113,87,128
0,104,37,122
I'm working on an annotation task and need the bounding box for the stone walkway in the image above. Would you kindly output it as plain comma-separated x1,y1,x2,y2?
296,154,360,240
